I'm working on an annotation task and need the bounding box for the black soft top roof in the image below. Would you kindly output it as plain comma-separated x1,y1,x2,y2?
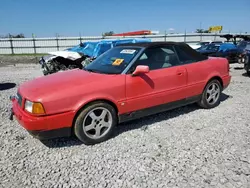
117,41,208,61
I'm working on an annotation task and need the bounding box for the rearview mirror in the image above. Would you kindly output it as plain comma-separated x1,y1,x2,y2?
132,65,149,76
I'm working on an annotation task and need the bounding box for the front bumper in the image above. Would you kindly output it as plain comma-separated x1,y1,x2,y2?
10,98,75,140
27,128,72,140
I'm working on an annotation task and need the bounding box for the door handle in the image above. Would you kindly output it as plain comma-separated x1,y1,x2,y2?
176,69,185,76
177,72,183,76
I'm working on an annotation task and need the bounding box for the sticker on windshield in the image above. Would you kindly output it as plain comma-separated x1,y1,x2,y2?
112,59,124,66
120,49,136,54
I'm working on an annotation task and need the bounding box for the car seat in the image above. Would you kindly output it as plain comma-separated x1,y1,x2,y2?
148,51,166,70
168,54,179,66
162,55,172,68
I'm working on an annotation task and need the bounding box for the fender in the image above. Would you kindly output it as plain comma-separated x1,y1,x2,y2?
73,93,123,114
206,71,221,82
205,71,223,87
204,57,228,86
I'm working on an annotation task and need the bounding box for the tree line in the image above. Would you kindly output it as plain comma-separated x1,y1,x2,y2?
0,33,25,38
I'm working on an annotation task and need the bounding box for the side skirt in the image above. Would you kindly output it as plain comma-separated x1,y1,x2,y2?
118,95,201,123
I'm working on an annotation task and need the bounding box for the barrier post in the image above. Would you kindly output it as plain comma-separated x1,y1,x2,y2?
32,37,36,54
10,37,14,54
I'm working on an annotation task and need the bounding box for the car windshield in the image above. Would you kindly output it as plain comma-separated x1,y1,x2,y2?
83,47,141,74
198,44,209,50
209,44,220,50
198,42,209,46
201,44,219,51
211,41,222,44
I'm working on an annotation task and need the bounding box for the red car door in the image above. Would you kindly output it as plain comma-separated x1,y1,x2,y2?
173,45,212,98
123,45,188,113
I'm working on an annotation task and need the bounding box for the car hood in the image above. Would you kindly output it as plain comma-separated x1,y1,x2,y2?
19,69,115,101
48,51,82,61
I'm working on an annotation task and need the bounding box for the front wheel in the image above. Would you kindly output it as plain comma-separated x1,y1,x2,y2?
197,79,222,109
74,102,117,145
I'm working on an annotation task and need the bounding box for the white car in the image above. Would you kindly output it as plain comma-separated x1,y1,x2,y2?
188,43,202,49
188,41,223,49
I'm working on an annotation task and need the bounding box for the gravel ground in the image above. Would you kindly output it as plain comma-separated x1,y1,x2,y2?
0,60,249,188
0,55,41,67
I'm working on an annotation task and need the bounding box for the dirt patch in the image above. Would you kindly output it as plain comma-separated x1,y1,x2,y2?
0,55,42,67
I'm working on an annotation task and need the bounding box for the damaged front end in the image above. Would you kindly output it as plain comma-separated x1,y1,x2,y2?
38,53,91,75
39,38,151,75
38,49,95,76
38,41,101,75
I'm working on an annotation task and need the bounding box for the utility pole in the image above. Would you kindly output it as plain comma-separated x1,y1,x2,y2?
79,32,82,43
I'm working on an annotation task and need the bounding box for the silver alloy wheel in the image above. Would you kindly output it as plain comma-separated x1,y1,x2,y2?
82,107,113,139
206,82,220,105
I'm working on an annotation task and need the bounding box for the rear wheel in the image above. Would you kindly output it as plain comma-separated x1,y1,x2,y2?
198,79,222,109
239,55,248,64
74,102,117,145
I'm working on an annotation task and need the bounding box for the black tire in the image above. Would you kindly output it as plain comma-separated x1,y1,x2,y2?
197,79,222,109
247,70,250,76
74,101,117,145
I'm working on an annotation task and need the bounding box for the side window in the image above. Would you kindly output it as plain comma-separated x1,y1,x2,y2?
174,46,198,64
128,46,181,73
139,53,148,60
127,52,149,74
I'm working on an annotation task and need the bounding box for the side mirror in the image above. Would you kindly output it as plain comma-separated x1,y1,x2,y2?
132,65,149,76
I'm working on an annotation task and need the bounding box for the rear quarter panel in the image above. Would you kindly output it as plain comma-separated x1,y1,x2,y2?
183,57,229,97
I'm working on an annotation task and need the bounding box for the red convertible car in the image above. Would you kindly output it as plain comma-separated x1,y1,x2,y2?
10,42,231,145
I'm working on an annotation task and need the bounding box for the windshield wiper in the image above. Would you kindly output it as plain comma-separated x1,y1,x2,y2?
83,67,119,74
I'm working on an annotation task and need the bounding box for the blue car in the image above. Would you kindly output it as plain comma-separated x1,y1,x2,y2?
219,34,250,64
196,43,239,63
239,41,250,75
237,40,250,63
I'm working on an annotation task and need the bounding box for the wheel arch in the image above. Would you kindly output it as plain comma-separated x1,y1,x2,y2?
71,99,119,134
205,76,223,90
197,75,224,109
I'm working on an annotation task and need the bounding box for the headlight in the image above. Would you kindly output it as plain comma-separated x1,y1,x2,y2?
25,100,45,115
39,57,45,65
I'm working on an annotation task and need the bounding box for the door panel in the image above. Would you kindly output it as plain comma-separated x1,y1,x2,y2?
124,66,187,113
183,60,213,97
173,44,213,98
